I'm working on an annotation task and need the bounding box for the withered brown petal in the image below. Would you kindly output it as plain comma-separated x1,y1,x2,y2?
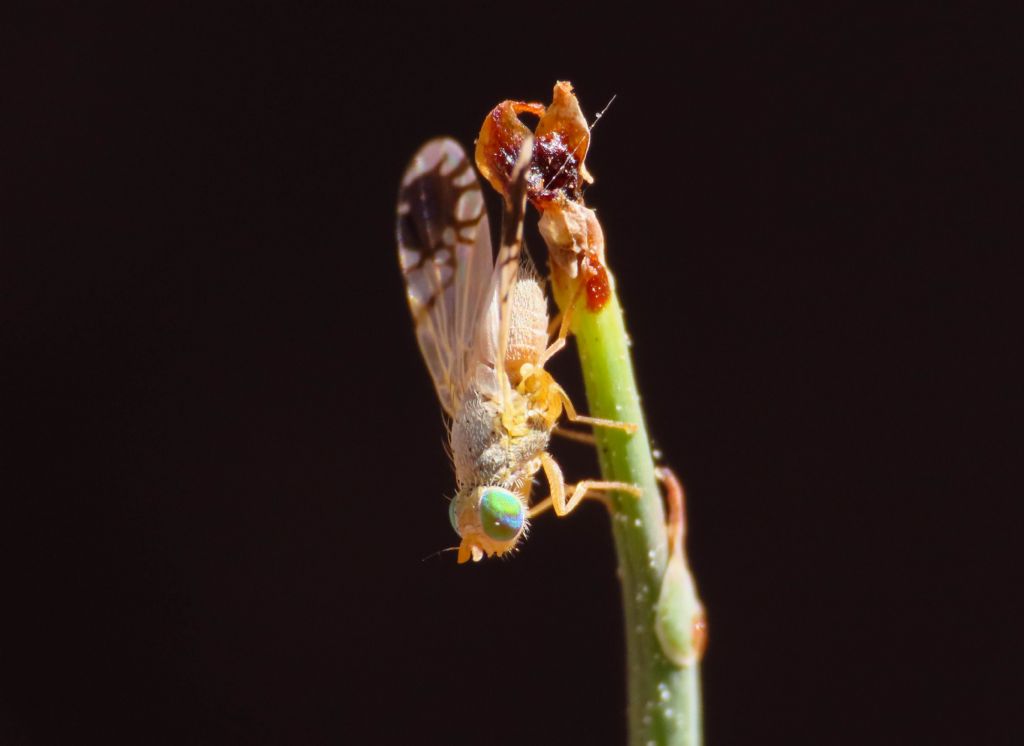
475,100,545,199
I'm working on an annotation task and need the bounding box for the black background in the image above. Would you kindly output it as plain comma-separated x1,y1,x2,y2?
2,5,1015,745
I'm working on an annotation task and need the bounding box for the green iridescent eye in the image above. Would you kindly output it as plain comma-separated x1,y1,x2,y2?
479,488,524,542
449,498,461,535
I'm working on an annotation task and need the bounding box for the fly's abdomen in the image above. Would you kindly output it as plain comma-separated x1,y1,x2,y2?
505,277,549,381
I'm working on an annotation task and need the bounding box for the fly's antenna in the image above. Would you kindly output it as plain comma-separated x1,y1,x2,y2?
421,546,461,562
542,93,618,192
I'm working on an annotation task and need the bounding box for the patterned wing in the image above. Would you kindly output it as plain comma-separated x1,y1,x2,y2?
493,135,535,377
397,138,493,416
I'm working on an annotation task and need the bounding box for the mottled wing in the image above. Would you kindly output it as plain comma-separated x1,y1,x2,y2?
492,135,534,375
397,138,493,416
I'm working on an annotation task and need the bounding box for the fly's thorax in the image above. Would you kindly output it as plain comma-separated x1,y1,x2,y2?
449,485,528,563
451,375,551,491
450,384,502,489
453,405,550,489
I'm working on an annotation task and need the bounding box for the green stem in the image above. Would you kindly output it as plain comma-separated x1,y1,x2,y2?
560,288,703,746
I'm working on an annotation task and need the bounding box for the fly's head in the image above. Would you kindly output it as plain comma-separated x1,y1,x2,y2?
449,486,527,563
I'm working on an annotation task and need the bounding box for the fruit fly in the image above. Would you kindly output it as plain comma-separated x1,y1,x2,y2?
396,134,639,563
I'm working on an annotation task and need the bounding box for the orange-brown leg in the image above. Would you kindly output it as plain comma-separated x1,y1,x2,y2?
528,452,641,518
552,425,598,446
555,384,638,433
538,284,584,367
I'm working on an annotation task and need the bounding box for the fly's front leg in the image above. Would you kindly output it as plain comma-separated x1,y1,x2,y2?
560,478,642,515
528,452,641,519
528,452,565,518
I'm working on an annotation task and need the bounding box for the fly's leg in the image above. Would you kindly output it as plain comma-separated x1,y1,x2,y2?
538,284,584,367
559,478,642,515
536,285,635,433
552,425,597,446
555,383,638,433
529,451,566,518
546,310,564,339
528,452,641,518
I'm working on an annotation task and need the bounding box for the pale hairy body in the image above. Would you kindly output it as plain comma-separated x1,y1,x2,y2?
449,275,552,560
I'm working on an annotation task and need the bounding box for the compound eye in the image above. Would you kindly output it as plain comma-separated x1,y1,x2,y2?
449,498,461,535
478,488,525,542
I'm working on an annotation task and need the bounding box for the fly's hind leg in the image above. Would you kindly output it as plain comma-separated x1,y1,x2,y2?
528,452,641,519
538,283,585,367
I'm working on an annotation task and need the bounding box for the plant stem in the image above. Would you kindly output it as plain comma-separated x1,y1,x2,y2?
555,284,703,746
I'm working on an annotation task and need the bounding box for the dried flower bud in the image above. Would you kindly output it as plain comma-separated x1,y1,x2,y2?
475,81,613,311
475,100,544,200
